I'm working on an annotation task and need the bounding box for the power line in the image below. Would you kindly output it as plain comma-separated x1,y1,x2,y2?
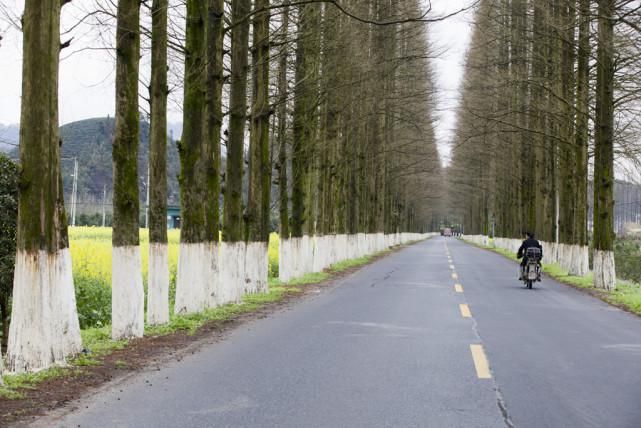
0,138,19,147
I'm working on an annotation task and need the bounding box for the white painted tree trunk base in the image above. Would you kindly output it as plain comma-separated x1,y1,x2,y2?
206,242,220,309
576,245,590,277
112,246,145,340
175,243,211,315
219,242,246,304
567,245,589,277
7,249,82,373
593,250,616,290
244,242,268,295
147,243,170,325
278,233,433,283
300,236,313,276
278,238,292,282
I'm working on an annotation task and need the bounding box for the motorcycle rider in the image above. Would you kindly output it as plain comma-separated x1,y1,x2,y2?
517,231,543,280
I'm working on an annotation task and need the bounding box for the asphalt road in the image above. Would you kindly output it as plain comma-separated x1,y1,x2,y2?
35,237,641,428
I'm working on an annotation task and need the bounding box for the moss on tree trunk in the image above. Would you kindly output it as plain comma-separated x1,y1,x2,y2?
179,0,208,244
149,0,168,245
291,4,321,238
276,7,290,238
17,0,68,253
113,0,141,248
206,0,224,241
593,0,615,253
246,0,271,243
223,0,251,243
575,0,590,247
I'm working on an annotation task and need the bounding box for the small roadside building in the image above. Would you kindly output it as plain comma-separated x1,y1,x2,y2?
167,205,181,229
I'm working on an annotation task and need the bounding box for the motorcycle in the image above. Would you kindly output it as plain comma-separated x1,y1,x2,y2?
521,247,542,289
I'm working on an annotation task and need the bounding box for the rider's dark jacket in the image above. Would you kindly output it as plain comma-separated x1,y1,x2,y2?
517,238,543,265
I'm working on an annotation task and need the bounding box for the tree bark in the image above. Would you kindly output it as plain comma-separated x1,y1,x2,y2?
175,0,210,314
246,0,271,243
574,0,590,247
111,0,144,340
178,0,207,245
593,0,616,290
147,0,169,326
291,4,321,238
8,0,82,372
206,0,224,242
224,0,251,243
277,7,290,239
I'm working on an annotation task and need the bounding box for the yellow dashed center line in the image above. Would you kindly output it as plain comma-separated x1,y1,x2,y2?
470,345,492,379
459,304,472,318
455,284,464,293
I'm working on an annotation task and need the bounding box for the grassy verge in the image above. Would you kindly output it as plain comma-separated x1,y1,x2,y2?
0,248,394,400
463,239,641,317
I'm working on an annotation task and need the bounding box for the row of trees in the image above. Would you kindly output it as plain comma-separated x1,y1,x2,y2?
448,0,640,289
6,0,445,371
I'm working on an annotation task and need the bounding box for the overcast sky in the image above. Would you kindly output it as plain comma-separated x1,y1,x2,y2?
0,0,475,160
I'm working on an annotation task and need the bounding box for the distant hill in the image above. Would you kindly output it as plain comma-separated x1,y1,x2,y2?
168,122,183,141
10,117,181,209
0,124,19,152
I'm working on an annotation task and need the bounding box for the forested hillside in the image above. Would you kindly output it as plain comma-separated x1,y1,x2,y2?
10,117,181,211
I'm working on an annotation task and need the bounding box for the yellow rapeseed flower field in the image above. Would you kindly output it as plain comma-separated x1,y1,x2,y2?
69,227,279,287
69,227,280,328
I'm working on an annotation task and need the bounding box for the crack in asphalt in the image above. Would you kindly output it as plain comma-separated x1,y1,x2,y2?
370,267,398,287
470,312,515,428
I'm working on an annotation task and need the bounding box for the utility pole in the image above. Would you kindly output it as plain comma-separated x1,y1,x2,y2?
71,157,78,227
145,164,150,229
102,184,107,227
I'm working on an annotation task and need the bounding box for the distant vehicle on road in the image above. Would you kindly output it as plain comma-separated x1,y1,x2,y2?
442,228,452,237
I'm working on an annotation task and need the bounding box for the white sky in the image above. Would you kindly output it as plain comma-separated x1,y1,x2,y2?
0,0,475,160
427,0,475,163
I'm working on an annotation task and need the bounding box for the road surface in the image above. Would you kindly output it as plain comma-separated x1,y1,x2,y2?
35,237,641,428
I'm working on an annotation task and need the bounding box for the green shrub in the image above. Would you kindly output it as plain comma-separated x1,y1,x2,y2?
0,154,18,349
74,271,111,329
614,238,641,284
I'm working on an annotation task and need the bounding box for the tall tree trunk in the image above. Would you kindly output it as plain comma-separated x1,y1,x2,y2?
575,0,590,248
224,0,251,243
147,0,169,326
8,0,82,373
593,0,616,290
175,0,209,314
277,7,290,239
6,0,92,357
111,0,144,340
204,0,224,308
220,0,251,304
532,0,548,241
246,0,271,243
544,0,560,243
291,4,321,238
206,0,224,245
245,0,271,295
558,1,577,245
